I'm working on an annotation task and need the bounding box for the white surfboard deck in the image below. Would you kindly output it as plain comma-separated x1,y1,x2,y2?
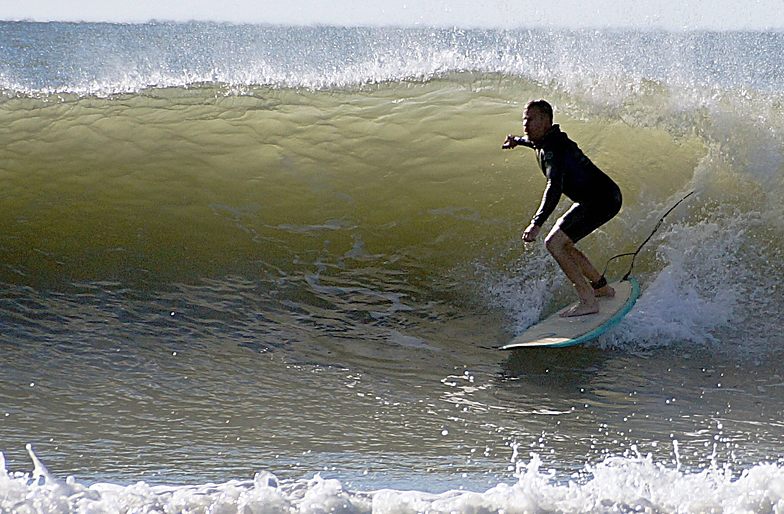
501,277,640,349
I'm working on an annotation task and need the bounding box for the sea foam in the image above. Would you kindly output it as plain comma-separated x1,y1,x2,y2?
3,447,784,513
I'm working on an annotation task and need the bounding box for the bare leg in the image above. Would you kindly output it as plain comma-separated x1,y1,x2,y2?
544,230,598,317
568,245,615,298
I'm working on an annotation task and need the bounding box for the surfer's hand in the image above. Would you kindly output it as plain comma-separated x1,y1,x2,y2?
501,134,518,149
522,223,540,242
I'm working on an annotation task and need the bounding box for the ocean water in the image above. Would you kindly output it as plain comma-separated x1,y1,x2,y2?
1,21,784,513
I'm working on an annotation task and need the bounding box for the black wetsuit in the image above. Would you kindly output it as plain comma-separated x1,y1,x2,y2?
526,125,622,243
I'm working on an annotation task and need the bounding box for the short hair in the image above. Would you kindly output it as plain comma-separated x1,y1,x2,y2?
525,99,553,122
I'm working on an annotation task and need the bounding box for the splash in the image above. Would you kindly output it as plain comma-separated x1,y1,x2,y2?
2,447,783,513
3,23,784,97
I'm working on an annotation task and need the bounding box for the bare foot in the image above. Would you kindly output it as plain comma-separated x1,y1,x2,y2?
560,300,599,317
594,285,615,298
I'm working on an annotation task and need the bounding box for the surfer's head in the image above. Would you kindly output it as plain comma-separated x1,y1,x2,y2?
523,99,553,143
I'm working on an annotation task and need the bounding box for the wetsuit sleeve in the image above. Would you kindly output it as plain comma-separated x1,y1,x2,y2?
531,157,563,226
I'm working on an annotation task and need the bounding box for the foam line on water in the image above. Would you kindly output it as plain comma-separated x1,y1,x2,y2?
2,447,784,513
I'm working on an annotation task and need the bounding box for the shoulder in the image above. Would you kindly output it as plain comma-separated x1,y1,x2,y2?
539,136,565,164
540,126,571,152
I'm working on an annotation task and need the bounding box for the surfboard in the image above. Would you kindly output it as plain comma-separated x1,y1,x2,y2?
500,277,640,349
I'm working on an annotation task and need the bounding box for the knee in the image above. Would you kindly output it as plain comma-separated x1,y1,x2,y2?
544,232,563,255
545,231,573,256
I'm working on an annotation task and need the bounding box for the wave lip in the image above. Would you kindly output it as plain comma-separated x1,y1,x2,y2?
2,22,784,96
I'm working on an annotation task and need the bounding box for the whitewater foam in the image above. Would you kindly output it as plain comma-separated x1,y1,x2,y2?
3,446,784,513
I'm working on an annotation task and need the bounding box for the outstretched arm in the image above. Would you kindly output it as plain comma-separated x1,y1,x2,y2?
501,135,535,149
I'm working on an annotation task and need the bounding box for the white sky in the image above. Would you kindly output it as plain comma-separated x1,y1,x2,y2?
2,0,784,30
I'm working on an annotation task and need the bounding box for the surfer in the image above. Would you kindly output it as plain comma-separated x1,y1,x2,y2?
502,99,622,317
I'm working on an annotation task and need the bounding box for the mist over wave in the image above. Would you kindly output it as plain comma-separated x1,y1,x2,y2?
2,22,784,95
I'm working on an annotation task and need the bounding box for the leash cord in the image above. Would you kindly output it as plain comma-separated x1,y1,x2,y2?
601,190,695,282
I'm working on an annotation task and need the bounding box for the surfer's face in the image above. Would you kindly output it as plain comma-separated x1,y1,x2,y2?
523,107,551,143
